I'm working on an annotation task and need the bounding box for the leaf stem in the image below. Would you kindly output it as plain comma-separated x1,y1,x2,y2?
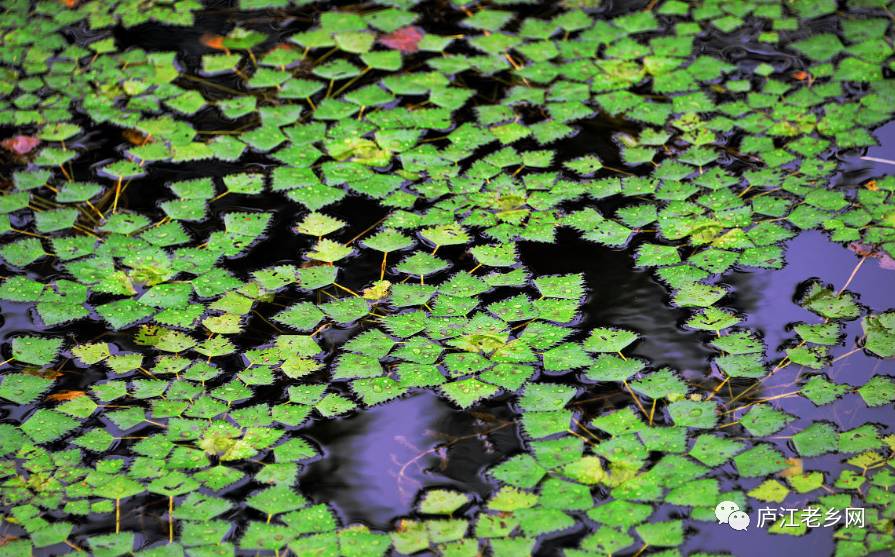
837,255,868,295
623,380,649,418
112,176,123,214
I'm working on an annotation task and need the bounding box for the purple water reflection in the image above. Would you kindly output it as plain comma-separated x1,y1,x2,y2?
729,230,895,359
298,392,452,529
845,120,895,178
299,391,517,530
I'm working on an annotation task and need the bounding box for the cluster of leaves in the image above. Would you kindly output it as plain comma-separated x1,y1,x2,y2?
1,0,895,555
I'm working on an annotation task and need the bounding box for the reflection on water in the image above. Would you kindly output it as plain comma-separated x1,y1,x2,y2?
686,515,834,557
522,230,714,375
299,391,519,530
729,230,895,359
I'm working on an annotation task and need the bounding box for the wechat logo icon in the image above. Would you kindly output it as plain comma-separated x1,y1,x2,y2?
715,501,750,531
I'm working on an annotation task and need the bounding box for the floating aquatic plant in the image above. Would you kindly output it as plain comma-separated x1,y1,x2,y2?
0,0,894,555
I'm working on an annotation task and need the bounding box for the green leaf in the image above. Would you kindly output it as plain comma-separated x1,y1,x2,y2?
733,444,789,477
0,373,53,404
630,370,687,400
800,282,861,320
274,302,325,331
31,522,74,548
396,252,449,276
740,405,795,436
592,407,644,436
101,159,145,179
689,434,744,467
635,520,683,547
792,422,838,457
519,383,576,412
710,331,764,354
419,489,471,515
0,238,46,267
362,228,413,252
307,239,352,263
11,336,62,366
247,485,307,516
858,375,895,407
440,379,499,408
715,353,767,378
22,409,79,443
801,375,849,405
421,224,470,247
667,400,717,428
533,274,585,300
295,213,346,237
584,328,639,353
315,393,357,417
470,243,517,267
96,299,156,329
320,297,369,324
636,244,680,267
863,312,895,357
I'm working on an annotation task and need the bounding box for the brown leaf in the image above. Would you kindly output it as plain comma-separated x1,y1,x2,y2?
122,129,148,145
47,390,86,401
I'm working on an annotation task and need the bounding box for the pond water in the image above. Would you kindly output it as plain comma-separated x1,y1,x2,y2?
2,1,895,556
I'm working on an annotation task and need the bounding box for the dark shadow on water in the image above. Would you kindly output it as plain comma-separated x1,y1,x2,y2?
521,229,715,375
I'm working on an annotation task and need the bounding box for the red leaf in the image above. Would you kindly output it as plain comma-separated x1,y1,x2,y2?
848,242,875,257
200,33,226,51
380,26,424,54
849,242,895,271
1,135,40,155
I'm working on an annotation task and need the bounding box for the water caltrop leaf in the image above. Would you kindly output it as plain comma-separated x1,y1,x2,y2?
584,328,639,352
0,373,53,404
733,444,789,477
295,212,346,237
740,405,795,436
11,336,63,366
96,299,156,330
307,239,352,263
418,489,471,515
440,379,499,408
4,0,895,551
800,282,861,320
858,375,895,407
863,312,895,357
667,400,718,429
22,409,79,443
0,238,46,267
